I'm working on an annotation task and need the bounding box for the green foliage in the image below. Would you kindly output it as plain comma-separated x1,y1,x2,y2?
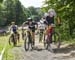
0,0,42,26
0,0,3,3
3,0,26,25
27,6,42,21
42,0,75,40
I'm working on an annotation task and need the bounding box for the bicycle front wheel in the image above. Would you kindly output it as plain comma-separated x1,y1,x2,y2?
24,35,29,51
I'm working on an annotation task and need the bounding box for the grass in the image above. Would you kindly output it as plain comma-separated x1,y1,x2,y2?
0,31,75,60
0,31,24,60
3,44,14,60
0,36,8,52
0,35,14,60
61,39,75,46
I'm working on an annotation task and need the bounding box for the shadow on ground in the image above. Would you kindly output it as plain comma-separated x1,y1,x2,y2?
53,44,75,53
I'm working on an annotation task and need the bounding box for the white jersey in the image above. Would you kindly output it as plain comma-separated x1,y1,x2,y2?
38,20,46,30
10,25,18,33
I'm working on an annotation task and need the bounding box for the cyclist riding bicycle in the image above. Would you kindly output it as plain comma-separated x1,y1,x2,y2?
25,18,37,46
10,22,20,42
45,9,56,43
38,17,46,42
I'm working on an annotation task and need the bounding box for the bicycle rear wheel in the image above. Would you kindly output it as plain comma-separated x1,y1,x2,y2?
52,32,61,48
44,34,50,49
44,41,48,49
44,35,53,52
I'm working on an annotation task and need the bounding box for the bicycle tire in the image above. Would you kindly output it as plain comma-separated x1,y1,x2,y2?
52,32,61,48
9,35,17,46
9,37,11,45
24,31,33,51
44,34,45,47
44,35,54,53
44,34,50,50
24,34,29,51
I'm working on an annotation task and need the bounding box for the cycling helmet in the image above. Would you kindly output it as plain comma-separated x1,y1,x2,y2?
48,8,56,16
48,8,54,13
11,22,15,24
27,18,32,21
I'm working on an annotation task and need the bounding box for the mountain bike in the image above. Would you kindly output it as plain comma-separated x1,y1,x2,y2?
9,32,19,46
24,30,35,51
44,25,61,51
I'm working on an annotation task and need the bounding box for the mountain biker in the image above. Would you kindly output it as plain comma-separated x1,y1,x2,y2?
10,22,20,42
25,18,37,46
38,17,46,42
45,9,57,43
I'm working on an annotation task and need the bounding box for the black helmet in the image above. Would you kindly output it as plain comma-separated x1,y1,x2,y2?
27,18,32,21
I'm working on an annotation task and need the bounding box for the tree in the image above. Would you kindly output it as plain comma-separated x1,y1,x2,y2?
3,0,26,25
15,0,25,24
42,0,75,39
27,7,42,21
0,0,3,3
4,0,16,25
0,0,42,26
28,6,38,16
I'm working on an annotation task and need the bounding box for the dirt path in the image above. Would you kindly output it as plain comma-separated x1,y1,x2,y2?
11,45,75,60
10,35,75,60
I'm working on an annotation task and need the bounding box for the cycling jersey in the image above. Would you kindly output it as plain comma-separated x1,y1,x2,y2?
12,26,17,32
38,20,46,30
25,22,37,32
10,25,18,33
46,16,54,25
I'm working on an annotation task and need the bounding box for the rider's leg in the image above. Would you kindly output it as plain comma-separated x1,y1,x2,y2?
48,26,53,43
32,32,35,45
10,31,14,41
39,29,42,42
16,32,20,42
18,33,20,42
45,25,53,42
39,29,44,42
45,26,49,40
10,33,14,42
22,32,24,40
22,29,25,40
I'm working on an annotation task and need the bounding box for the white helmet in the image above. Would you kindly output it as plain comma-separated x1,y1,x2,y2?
40,20,44,24
48,8,55,13
48,8,56,16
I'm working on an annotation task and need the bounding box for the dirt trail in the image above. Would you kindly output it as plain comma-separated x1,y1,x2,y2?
11,45,75,60
10,35,75,60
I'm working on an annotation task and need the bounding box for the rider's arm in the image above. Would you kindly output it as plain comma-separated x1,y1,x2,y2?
35,22,38,29
57,16,61,26
16,25,18,30
9,25,12,32
45,16,49,24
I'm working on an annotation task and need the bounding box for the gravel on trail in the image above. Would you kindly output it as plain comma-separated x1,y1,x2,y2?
11,45,75,60
10,35,75,60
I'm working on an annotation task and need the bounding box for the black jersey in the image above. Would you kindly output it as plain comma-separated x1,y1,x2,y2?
46,16,54,25
26,22,37,32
